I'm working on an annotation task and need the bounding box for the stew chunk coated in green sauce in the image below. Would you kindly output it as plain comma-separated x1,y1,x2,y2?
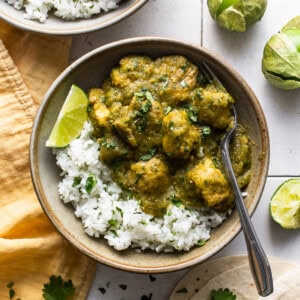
89,55,252,217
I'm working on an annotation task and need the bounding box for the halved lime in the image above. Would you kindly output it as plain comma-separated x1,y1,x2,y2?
270,178,300,229
46,84,88,148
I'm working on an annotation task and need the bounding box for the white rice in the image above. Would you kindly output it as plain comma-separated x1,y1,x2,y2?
6,0,121,23
54,121,230,252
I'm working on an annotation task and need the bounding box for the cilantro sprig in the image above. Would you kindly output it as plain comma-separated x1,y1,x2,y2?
42,275,75,300
7,282,16,299
211,288,236,300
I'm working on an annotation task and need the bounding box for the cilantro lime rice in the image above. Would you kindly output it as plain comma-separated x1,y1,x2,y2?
5,0,121,23
54,121,230,252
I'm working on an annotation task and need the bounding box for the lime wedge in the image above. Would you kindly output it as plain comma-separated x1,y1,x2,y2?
46,84,88,148
270,178,300,229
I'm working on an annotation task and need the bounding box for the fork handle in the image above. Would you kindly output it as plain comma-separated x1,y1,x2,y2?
221,147,273,297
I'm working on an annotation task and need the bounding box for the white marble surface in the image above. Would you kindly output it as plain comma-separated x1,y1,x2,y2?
70,1,300,299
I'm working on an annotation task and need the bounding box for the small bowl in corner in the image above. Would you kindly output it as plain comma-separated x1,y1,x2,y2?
0,0,148,35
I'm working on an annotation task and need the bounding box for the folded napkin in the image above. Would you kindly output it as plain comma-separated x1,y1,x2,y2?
0,20,96,299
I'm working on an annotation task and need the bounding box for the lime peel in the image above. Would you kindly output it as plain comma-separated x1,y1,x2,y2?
46,84,88,148
270,178,300,229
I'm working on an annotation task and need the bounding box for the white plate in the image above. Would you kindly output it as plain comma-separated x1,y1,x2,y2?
0,0,148,35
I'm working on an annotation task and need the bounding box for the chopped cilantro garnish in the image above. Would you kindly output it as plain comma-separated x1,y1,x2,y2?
9,289,15,299
42,275,75,300
110,229,118,237
98,287,106,294
141,293,153,300
176,287,188,293
109,219,118,227
116,207,124,217
173,200,182,207
72,176,81,187
85,174,96,194
212,156,221,169
211,288,236,300
127,189,133,199
140,148,157,161
101,140,117,149
145,91,154,101
134,173,143,184
86,103,93,113
119,284,127,290
164,106,172,115
180,80,187,88
140,100,152,114
134,91,145,100
181,64,188,71
140,220,147,225
195,88,203,100
169,121,175,130
184,145,190,153
7,282,16,299
134,89,154,102
197,240,207,247
162,78,169,89
133,96,153,133
185,105,198,123
202,126,211,136
170,195,182,207
197,73,210,86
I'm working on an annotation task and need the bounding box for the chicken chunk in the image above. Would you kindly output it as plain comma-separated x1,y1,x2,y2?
109,56,154,104
128,157,169,193
113,93,164,148
111,55,154,86
194,84,234,129
99,134,129,163
91,101,110,128
153,55,199,105
88,88,105,104
89,89,111,136
186,157,233,210
162,109,200,159
113,105,137,147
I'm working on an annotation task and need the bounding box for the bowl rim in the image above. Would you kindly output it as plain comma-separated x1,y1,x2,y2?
30,36,270,273
0,0,148,35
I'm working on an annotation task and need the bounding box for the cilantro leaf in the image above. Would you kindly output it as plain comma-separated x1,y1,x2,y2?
140,148,156,161
211,288,236,300
184,105,198,123
9,288,15,299
72,176,82,187
6,282,16,299
43,275,75,300
85,174,97,194
176,287,188,294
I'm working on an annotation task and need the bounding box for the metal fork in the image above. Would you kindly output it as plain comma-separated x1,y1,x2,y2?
198,62,273,297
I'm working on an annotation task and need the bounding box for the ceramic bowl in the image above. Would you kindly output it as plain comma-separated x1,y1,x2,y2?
30,37,270,273
0,0,148,35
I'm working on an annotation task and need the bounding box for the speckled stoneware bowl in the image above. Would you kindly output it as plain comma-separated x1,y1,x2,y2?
0,0,148,35
30,37,269,273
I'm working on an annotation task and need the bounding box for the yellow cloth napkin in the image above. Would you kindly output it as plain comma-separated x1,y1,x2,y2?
0,20,96,299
